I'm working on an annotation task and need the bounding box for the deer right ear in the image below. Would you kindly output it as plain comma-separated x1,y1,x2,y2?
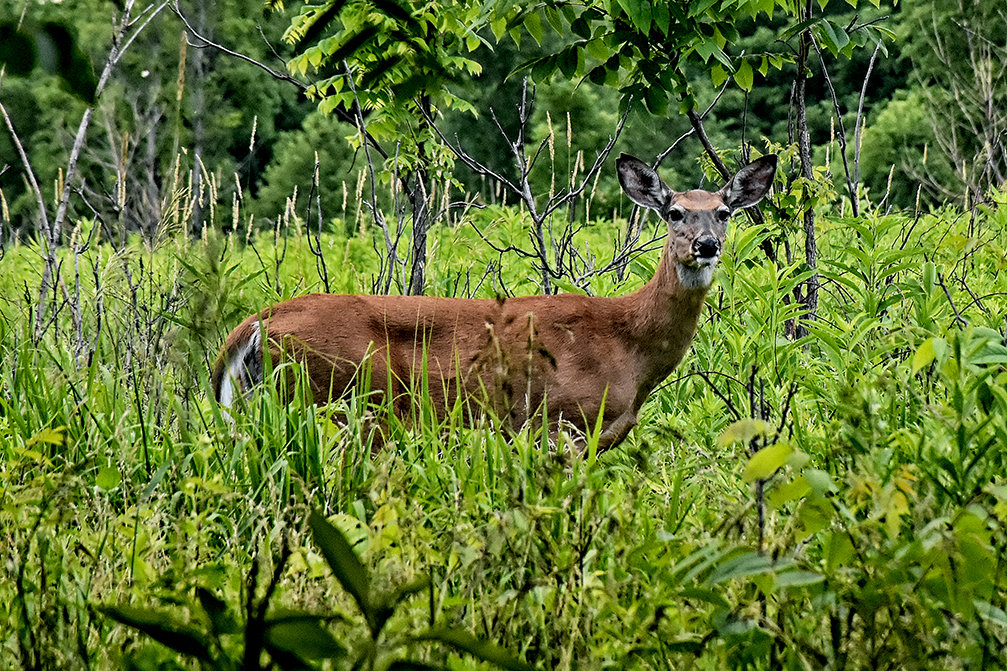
618,154,671,211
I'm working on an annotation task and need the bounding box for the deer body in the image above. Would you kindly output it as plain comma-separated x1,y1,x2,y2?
213,153,777,450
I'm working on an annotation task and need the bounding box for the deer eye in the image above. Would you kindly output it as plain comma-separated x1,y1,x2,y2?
716,209,731,222
667,208,685,223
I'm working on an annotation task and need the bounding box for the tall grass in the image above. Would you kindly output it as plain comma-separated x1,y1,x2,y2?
1,187,1006,668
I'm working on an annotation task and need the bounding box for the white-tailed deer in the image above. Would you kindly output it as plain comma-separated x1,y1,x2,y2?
213,153,777,450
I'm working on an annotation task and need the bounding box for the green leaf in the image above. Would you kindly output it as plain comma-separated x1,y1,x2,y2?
293,0,350,49
490,17,508,41
98,605,212,661
711,65,728,88
617,0,651,33
308,510,372,622
26,426,65,448
524,11,543,46
767,475,812,508
570,16,591,39
545,6,564,33
912,337,936,373
588,64,608,85
420,628,533,671
265,617,347,659
653,3,670,35
558,46,579,77
823,531,854,571
804,469,836,496
774,570,824,588
644,85,668,115
781,16,824,42
708,552,780,585
815,19,850,55
530,54,557,82
387,663,445,671
743,443,793,482
321,25,380,68
585,38,609,61
974,600,1007,629
370,0,419,28
913,336,948,373
688,0,720,17
95,465,121,490
694,39,721,63
717,418,773,447
970,342,1007,366
734,59,754,92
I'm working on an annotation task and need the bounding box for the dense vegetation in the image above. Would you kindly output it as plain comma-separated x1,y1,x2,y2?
2,0,1006,669
3,187,1007,669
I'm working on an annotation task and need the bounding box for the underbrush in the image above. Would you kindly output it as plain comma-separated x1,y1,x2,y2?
1,199,1006,669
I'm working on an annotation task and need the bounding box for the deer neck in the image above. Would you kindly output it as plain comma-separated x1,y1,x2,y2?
627,239,711,367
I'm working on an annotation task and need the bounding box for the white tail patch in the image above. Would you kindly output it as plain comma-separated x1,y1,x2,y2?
218,328,262,409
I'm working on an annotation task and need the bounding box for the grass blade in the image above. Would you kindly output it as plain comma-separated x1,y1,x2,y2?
308,509,372,623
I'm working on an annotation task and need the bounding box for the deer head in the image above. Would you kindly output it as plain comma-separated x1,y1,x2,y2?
617,153,778,289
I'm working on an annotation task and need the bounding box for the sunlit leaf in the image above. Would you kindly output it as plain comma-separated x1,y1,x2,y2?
718,418,773,448
743,442,794,482
95,465,121,490
25,426,66,448
734,59,754,91
617,0,651,33
912,337,938,373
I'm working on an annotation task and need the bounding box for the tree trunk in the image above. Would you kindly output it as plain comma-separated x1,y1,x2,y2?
794,1,819,338
188,0,208,236
406,96,434,296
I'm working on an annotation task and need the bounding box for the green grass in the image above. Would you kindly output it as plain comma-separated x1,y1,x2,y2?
1,197,1006,669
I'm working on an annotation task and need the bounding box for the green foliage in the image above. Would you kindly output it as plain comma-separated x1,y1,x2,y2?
3,183,1007,668
0,19,96,102
6,3,1007,668
98,509,530,670
499,0,891,115
254,110,358,225
887,0,1007,203
285,0,486,127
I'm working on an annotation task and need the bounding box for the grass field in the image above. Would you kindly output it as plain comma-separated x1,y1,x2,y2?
2,196,1007,669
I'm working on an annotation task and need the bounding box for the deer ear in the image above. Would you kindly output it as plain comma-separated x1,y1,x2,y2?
721,154,777,210
618,154,672,211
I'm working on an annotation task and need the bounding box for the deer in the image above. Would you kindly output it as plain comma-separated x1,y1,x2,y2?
212,152,777,451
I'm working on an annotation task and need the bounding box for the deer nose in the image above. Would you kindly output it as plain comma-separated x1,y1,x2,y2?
693,236,721,259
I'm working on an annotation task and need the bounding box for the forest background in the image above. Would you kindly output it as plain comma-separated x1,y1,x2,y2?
2,0,1002,252
2,0,1007,669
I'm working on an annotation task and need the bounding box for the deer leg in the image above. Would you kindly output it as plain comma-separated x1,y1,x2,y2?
596,412,638,451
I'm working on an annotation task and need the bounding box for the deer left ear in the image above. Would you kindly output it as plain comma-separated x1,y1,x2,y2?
721,154,777,210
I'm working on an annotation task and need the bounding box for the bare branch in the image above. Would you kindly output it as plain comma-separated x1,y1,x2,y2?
0,100,50,238
171,1,305,91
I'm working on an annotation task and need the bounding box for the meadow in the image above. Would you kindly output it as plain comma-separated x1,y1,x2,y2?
2,186,1006,670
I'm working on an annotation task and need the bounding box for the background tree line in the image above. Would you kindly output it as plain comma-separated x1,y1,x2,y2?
0,0,1003,282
